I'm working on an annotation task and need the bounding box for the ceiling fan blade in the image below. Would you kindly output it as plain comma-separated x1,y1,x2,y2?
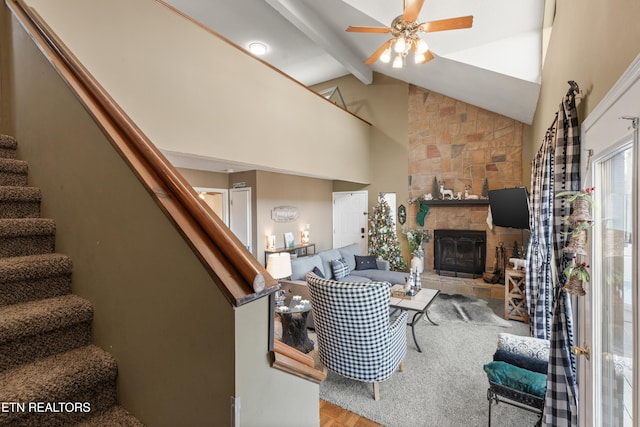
364,40,393,65
403,0,425,22
420,15,473,32
346,26,391,33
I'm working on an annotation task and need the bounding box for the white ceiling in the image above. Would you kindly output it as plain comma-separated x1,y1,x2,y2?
161,0,544,173
163,0,543,125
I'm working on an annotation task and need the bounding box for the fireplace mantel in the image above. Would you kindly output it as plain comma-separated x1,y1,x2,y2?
421,200,489,206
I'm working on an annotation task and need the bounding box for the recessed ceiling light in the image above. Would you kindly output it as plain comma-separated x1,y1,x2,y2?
248,42,268,56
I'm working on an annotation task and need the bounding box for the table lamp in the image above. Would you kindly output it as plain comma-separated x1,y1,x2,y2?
266,252,292,281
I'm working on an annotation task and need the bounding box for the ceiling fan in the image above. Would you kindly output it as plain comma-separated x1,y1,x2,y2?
346,0,473,68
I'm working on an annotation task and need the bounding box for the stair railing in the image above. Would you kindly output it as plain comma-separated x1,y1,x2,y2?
7,0,276,307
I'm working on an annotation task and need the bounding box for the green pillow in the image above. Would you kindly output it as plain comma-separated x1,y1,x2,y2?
483,361,547,398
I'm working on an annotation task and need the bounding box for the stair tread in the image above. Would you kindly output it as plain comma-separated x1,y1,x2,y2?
0,217,55,236
0,186,41,201
0,294,92,343
0,135,17,150
0,158,28,173
0,345,117,401
73,405,145,427
0,253,72,283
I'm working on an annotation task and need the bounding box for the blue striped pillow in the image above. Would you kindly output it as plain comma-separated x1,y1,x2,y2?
331,258,350,280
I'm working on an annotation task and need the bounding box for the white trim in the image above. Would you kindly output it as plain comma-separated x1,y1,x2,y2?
581,53,640,425
583,53,640,133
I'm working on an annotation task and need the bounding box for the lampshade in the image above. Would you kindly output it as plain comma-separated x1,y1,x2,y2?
266,252,292,280
415,38,429,54
392,54,403,69
380,48,392,63
394,35,406,53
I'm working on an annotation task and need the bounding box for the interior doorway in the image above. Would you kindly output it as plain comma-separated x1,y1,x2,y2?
230,187,252,252
332,191,368,254
194,187,229,226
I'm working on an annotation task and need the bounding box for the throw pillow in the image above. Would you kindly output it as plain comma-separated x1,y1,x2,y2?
483,361,547,398
497,333,550,361
493,350,548,375
312,266,325,278
354,255,378,271
331,258,350,280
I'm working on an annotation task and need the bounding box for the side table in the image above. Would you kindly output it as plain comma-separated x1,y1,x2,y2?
504,268,529,322
276,297,314,354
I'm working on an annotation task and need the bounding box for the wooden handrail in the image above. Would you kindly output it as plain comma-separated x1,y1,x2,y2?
7,0,277,306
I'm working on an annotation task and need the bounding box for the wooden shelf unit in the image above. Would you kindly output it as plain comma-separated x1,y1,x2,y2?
504,268,529,323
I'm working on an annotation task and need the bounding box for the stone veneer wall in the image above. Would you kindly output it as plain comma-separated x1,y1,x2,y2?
407,85,526,272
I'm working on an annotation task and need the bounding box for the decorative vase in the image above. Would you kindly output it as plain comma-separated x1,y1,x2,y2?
410,256,424,274
410,247,425,274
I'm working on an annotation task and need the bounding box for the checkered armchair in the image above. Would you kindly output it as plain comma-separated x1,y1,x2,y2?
306,272,407,400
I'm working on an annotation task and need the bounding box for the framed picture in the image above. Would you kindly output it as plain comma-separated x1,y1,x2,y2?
283,232,295,248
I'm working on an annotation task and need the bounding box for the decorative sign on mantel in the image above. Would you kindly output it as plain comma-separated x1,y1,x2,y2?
271,206,299,222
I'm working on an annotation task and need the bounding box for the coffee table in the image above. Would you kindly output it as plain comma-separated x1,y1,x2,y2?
390,287,440,353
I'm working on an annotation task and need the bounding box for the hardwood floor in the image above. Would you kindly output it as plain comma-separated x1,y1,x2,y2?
319,400,382,427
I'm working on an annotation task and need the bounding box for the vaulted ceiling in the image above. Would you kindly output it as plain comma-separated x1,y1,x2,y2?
163,0,545,125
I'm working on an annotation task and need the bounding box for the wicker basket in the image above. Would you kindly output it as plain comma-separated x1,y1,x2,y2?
563,275,587,296
563,229,587,255
567,194,593,222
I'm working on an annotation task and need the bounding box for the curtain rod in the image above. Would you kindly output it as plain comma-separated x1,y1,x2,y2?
548,81,582,132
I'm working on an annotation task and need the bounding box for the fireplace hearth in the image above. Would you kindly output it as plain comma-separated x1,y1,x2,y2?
434,229,486,278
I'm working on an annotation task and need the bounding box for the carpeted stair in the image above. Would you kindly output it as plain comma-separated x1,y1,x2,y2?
0,135,143,426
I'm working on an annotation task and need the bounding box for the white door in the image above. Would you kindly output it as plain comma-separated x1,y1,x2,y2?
332,191,368,253
580,57,639,426
230,187,252,252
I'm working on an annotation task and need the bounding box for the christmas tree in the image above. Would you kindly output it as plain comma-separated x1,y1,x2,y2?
368,197,407,271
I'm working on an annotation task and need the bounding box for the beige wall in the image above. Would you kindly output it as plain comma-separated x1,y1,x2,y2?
177,167,229,189
6,5,322,426
10,13,236,426
314,73,411,257
0,2,14,135
526,0,640,170
24,0,371,185
256,171,334,266
178,167,338,267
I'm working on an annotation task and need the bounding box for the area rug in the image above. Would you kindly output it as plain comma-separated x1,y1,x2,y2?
427,293,512,328
319,295,539,427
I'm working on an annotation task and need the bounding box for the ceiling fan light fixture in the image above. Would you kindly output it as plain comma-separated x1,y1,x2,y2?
414,52,426,64
380,48,392,63
415,38,429,54
392,54,403,69
393,35,406,53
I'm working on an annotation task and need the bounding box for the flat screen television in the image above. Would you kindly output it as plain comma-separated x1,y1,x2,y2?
488,187,530,229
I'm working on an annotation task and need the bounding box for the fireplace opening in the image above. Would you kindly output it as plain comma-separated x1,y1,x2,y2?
434,229,486,278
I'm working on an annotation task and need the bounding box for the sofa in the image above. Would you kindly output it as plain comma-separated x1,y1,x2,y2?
279,243,409,328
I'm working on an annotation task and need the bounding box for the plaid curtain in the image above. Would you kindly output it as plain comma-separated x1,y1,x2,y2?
544,88,580,427
525,126,555,339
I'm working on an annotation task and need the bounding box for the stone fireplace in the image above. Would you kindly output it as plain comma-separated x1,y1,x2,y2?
434,229,486,278
407,86,526,273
